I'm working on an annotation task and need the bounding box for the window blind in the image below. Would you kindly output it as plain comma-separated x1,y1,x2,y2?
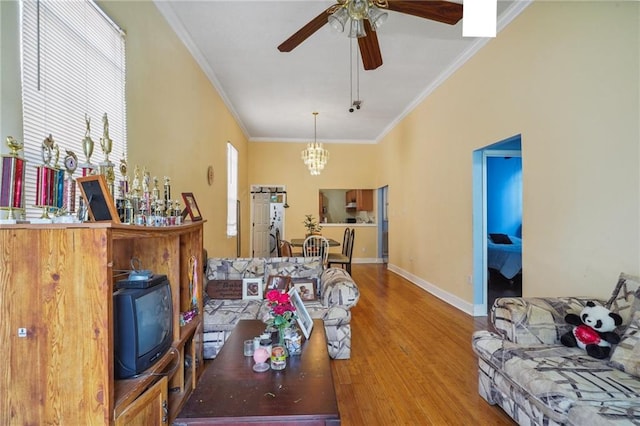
21,0,126,219
227,142,238,237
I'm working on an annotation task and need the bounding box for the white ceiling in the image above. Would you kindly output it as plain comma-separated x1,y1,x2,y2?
154,1,528,143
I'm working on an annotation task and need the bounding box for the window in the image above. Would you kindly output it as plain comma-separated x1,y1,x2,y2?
226,142,238,237
20,0,126,219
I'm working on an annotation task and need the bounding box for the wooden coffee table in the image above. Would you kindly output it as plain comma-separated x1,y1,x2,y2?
174,319,340,425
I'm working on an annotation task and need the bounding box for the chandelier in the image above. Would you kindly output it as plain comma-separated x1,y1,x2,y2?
328,0,389,38
301,112,329,176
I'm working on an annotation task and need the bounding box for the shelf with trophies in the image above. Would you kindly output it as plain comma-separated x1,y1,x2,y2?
2,112,189,226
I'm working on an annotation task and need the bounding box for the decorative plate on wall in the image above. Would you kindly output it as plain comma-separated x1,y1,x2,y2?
207,165,214,185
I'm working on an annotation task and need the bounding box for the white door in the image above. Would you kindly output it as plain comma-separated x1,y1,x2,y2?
252,192,271,257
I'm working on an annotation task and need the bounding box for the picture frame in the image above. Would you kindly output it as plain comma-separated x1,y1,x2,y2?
291,278,318,301
265,275,291,295
288,287,314,339
77,175,121,223
181,192,202,221
242,277,263,300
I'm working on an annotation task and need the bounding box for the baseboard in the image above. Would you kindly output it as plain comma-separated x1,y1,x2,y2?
387,264,474,316
352,258,383,264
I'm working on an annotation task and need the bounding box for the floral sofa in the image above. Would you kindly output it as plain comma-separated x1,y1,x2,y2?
473,273,640,425
203,257,359,360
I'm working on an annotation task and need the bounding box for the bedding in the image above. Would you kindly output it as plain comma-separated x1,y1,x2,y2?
488,235,522,279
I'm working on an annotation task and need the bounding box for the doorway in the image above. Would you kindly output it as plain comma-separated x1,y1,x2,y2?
378,185,389,263
250,185,288,258
472,135,522,316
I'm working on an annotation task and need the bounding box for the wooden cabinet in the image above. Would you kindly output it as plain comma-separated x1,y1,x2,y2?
345,189,373,211
0,222,204,425
115,376,168,425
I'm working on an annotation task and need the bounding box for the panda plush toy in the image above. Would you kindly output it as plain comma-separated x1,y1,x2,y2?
560,301,622,359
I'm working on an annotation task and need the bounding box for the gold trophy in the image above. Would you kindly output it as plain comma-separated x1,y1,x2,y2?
80,114,96,176
99,113,115,197
119,154,129,200
0,136,27,222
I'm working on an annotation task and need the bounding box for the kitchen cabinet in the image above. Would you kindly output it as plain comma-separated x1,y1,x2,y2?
345,189,373,211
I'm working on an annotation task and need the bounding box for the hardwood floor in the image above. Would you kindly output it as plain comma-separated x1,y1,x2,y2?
331,263,515,425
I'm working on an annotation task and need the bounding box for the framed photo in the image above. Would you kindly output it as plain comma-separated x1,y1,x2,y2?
77,175,120,223
242,277,263,300
289,287,314,339
291,278,318,301
181,192,202,221
265,275,291,295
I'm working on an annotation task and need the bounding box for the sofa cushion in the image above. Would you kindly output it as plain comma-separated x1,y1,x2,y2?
609,311,640,378
491,297,602,346
605,273,640,328
264,257,323,280
321,268,359,308
203,299,263,332
206,258,266,281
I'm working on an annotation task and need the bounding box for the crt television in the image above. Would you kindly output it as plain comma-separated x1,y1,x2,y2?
113,279,173,379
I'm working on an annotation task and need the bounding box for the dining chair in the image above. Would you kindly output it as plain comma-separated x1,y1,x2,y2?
275,228,282,257
303,235,330,266
327,227,349,261
280,240,293,257
328,229,355,274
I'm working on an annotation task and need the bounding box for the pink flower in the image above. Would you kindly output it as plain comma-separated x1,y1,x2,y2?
266,289,281,302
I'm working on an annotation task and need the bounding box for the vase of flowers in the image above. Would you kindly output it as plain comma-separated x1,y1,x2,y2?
265,289,297,370
303,214,322,237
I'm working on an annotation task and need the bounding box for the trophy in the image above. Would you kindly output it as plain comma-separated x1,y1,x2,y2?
34,134,57,221
52,143,64,213
80,114,96,176
119,154,129,200
99,113,115,196
62,150,78,215
163,176,171,216
0,136,27,222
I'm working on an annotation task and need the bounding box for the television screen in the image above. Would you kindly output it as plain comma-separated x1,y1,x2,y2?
136,285,172,356
114,280,173,379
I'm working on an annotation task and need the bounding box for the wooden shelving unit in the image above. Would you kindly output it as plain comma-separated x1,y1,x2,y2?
0,221,204,425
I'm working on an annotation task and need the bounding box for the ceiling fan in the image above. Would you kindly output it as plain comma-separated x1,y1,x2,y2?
277,0,463,71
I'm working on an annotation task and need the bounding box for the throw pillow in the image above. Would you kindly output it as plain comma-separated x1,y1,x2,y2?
489,233,512,244
609,311,640,378
605,273,640,328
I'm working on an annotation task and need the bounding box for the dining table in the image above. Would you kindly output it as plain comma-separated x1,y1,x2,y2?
290,237,340,247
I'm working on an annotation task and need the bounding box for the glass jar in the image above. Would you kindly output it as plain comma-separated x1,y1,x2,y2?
270,343,287,370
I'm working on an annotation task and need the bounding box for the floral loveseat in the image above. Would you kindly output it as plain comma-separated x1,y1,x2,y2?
473,273,640,425
203,257,359,360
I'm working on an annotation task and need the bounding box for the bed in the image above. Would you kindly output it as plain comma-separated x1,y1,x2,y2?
487,234,522,280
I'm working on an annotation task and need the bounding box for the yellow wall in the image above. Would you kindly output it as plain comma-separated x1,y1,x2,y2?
4,1,638,312
248,141,379,259
378,1,639,303
99,0,249,257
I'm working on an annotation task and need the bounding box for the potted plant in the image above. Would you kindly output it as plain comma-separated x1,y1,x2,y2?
303,214,322,237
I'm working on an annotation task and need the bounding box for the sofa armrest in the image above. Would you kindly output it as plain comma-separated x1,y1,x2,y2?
491,296,607,345
320,268,359,309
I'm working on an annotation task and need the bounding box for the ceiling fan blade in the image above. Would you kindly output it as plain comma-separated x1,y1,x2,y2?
386,1,463,25
277,7,331,52
358,20,383,70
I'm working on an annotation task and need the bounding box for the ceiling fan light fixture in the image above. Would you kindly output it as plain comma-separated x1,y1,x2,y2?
348,19,366,38
367,5,388,31
347,0,369,21
329,7,349,32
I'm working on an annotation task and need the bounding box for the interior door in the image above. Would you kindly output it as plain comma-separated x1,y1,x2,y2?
252,192,270,257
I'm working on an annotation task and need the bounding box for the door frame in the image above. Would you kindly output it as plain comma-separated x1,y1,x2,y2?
472,135,522,316
249,184,287,257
